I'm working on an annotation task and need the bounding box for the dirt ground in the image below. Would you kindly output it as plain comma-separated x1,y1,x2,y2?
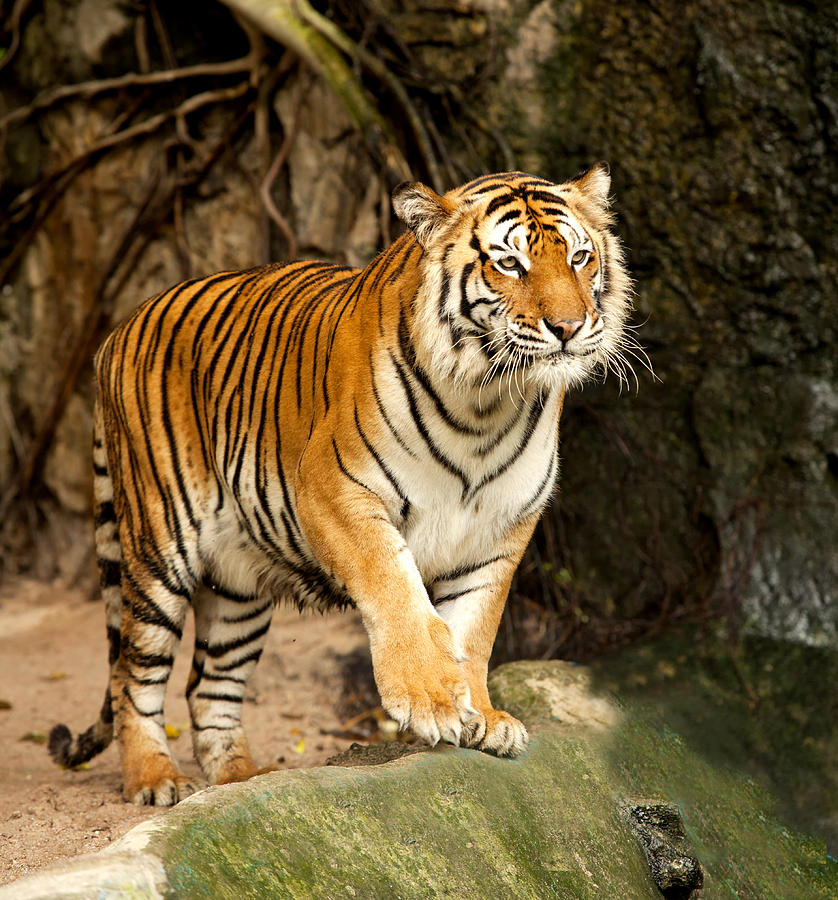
0,576,376,886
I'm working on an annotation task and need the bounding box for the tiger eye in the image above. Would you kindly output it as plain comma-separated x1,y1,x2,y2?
571,249,590,266
497,256,518,269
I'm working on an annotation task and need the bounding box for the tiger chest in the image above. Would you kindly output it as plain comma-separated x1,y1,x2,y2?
386,396,562,586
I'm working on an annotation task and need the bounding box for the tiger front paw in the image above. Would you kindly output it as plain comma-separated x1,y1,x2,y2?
461,708,529,757
373,618,477,749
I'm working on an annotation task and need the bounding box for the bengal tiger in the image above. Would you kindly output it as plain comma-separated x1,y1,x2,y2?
49,165,633,805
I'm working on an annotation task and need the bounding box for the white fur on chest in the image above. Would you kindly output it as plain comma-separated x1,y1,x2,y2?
386,389,561,584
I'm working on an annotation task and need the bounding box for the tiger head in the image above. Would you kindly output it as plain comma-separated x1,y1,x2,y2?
393,165,635,393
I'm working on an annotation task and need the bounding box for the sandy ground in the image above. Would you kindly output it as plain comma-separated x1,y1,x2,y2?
0,577,376,886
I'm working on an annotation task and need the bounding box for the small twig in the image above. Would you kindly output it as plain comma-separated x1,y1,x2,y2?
0,0,35,74
421,109,459,188
134,12,151,75
459,102,516,172
0,90,163,286
25,81,252,191
149,0,178,70
0,54,258,133
236,11,273,261
442,93,486,179
260,86,302,259
1,78,252,277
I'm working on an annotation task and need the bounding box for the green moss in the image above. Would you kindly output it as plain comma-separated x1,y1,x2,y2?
128,661,838,898
589,626,838,851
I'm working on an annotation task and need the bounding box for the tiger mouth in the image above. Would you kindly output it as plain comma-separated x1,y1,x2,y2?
505,340,600,364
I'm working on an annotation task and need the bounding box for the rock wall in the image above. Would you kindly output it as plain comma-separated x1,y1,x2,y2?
491,0,838,644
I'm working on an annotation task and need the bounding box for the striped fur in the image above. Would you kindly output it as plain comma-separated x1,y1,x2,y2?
49,166,633,805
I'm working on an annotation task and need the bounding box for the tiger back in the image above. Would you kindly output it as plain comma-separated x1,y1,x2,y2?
49,165,632,805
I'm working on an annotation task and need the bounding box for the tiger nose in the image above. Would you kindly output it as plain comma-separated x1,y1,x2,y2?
543,317,583,341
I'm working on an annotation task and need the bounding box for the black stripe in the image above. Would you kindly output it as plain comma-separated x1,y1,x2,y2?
221,603,272,624
157,274,239,540
467,392,551,500
94,501,116,527
433,582,492,605
125,588,184,638
494,210,520,227
332,437,381,498
122,641,174,669
99,557,121,588
131,674,171,686
123,686,163,718
107,624,121,665
353,406,411,520
194,692,244,703
460,173,513,193
474,401,526,457
518,447,559,519
383,236,421,286
206,620,271,658
198,671,247,684
485,193,516,218
433,554,507,584
370,353,418,459
469,233,490,266
436,245,454,323
388,351,471,497
458,261,483,329
525,189,563,205
212,648,264,672
398,314,485,439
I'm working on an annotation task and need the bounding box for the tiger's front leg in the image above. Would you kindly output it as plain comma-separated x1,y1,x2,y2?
431,514,540,756
296,467,479,749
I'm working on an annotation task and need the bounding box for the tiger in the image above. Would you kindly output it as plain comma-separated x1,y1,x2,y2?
48,164,632,805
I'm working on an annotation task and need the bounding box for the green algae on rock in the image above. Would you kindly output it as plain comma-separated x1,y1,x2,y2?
113,661,834,899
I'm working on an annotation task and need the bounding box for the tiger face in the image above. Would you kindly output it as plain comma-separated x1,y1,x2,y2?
394,164,632,393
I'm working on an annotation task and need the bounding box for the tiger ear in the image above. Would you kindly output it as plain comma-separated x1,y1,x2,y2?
392,181,454,248
570,162,611,205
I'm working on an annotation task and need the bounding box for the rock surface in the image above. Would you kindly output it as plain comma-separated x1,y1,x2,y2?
2,660,834,898
491,0,838,645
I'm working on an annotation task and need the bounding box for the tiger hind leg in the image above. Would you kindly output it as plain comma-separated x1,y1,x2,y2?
112,550,199,806
187,584,275,784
